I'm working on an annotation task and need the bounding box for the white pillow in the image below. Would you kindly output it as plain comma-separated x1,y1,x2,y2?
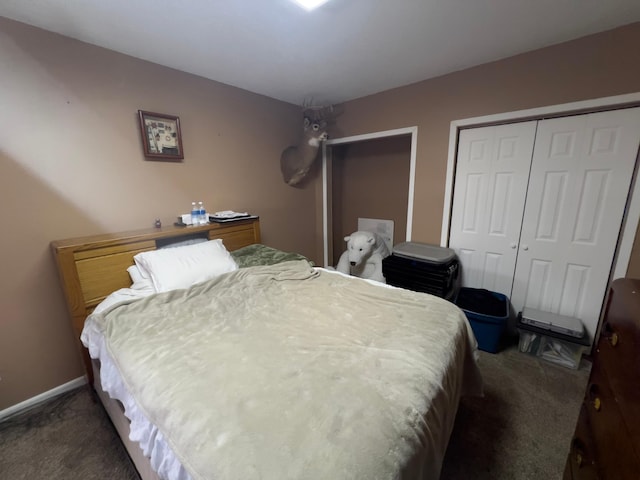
133,239,238,293
126,265,155,292
127,265,148,283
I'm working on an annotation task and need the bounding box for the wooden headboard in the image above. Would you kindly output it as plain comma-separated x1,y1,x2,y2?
51,218,260,379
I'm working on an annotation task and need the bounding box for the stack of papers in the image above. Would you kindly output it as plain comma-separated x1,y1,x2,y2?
209,211,256,223
210,210,250,219
176,214,195,225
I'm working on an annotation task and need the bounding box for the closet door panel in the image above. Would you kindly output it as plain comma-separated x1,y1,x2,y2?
511,108,640,343
449,122,536,296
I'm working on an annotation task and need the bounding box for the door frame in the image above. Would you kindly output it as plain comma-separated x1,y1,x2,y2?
441,92,640,279
321,126,418,267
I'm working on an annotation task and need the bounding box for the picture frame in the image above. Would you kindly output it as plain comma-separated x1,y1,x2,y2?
138,110,184,161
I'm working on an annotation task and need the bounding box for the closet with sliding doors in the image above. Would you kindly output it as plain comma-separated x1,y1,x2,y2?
448,107,640,345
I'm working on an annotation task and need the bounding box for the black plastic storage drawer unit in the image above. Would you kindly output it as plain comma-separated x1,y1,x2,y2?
382,242,459,300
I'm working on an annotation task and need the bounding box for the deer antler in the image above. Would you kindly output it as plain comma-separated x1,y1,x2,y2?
301,97,343,124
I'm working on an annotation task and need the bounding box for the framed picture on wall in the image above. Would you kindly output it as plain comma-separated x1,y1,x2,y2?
138,110,184,161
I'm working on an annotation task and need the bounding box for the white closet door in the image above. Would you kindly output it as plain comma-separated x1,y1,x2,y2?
449,121,537,296
511,107,640,343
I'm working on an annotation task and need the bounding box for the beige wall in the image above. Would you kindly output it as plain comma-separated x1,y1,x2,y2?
0,18,320,410
2,17,639,412
330,22,640,268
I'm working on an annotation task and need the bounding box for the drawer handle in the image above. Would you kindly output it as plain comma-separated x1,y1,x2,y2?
593,397,601,411
572,438,587,468
609,332,619,347
573,438,584,467
588,384,602,411
603,323,619,347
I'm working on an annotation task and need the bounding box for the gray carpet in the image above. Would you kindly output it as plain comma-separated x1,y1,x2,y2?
1,343,589,480
0,386,139,480
441,343,590,479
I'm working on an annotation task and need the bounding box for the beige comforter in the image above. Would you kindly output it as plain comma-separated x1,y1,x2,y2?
88,260,482,480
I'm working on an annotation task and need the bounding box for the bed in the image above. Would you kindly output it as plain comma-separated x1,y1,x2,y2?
51,218,482,480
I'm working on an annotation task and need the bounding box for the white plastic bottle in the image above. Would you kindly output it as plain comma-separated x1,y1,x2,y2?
198,201,207,224
191,202,198,225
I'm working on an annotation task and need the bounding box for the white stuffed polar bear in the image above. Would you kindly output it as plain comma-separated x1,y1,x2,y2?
335,230,391,283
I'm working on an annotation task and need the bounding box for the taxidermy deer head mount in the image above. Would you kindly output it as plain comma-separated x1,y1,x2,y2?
280,103,340,187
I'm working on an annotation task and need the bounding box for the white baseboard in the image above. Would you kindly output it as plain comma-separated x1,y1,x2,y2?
0,376,87,423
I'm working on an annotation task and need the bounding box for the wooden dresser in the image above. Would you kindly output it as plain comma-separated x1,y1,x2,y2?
564,278,640,479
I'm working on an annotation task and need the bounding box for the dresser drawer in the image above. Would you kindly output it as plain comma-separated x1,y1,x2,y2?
567,405,600,479
567,279,640,480
583,360,640,479
599,281,640,371
597,289,640,449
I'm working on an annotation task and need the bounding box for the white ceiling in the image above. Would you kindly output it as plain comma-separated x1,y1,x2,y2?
1,0,639,106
